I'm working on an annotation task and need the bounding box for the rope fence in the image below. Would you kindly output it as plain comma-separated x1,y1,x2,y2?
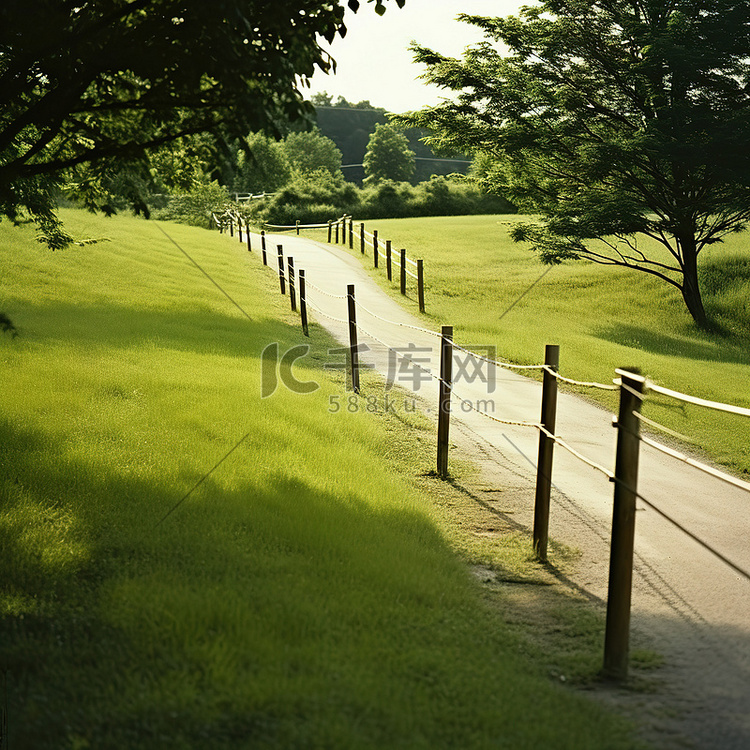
228,226,750,684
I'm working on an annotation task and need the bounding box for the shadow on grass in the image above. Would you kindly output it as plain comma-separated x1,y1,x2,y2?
593,322,750,365
11,300,297,358
2,416,579,749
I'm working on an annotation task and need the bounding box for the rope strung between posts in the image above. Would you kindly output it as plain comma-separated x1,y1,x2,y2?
353,299,441,337
353,322,444,385
538,425,615,480
646,380,750,417
543,366,619,391
304,280,348,300
450,341,546,372
634,412,699,445
264,222,331,230
630,486,750,583
450,385,542,429
304,299,349,325
639,433,750,495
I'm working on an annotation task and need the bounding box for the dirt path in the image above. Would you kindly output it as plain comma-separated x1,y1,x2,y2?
251,231,750,749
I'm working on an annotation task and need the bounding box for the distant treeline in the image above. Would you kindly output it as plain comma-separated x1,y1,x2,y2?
311,94,470,185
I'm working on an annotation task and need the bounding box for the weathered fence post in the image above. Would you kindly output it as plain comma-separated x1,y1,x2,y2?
287,256,296,312
533,344,560,562
417,259,425,313
229,217,234,238
328,220,332,243
238,217,244,243
400,249,407,295
261,231,267,265
299,270,309,337
335,221,339,244
603,368,646,681
348,217,354,249
360,223,365,254
373,231,379,268
347,284,360,395
277,245,286,294
386,240,392,281
437,325,453,478
296,220,300,236
246,224,252,252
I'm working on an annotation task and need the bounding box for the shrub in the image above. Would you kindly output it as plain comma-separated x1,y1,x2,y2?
155,181,230,229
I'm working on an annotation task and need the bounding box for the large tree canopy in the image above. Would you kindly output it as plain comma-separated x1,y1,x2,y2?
0,0,404,246
401,1,750,328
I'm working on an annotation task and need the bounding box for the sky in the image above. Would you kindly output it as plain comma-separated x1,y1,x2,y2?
307,0,527,114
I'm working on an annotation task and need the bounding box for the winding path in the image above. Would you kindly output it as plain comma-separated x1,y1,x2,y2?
246,229,750,749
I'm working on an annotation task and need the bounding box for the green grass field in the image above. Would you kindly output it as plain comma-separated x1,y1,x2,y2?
326,215,750,475
0,210,641,748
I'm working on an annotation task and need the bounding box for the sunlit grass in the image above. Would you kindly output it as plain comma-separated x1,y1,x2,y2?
0,210,638,748
340,215,750,474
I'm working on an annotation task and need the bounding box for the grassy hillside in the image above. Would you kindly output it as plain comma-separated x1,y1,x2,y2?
0,210,640,748
333,215,750,475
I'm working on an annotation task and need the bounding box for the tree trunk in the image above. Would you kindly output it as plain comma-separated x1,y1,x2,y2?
679,233,709,330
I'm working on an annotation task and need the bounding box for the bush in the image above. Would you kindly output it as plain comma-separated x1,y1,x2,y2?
154,181,230,229
241,173,516,228
256,170,359,224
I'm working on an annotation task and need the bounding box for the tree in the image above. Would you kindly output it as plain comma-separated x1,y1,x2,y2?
363,123,416,184
234,133,292,194
401,2,750,329
282,130,343,176
0,0,406,248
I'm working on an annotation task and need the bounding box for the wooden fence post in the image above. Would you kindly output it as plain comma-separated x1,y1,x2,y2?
287,256,296,312
229,218,234,238
246,225,252,252
533,344,560,562
360,223,365,254
386,240,392,281
328,220,332,243
603,368,646,681
400,249,407,295
335,221,339,244
238,217,243,243
373,230,379,268
417,259,425,313
277,245,286,295
299,270,309,337
437,325,453,478
296,220,300,236
261,231,267,265
347,284,360,395
348,217,354,249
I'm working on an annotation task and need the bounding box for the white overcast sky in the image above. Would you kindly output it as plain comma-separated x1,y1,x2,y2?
307,1,528,113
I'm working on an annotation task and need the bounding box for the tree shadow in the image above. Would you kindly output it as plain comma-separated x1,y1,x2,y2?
593,322,750,366
7,299,300,359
